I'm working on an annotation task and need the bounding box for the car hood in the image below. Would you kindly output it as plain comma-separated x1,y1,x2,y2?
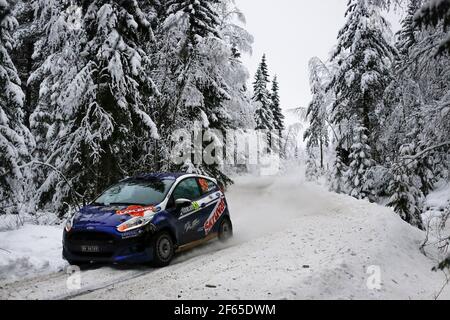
73,205,133,228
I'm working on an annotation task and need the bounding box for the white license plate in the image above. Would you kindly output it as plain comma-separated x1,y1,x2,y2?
81,245,100,253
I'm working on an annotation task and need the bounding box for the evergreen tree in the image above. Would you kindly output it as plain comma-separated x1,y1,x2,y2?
346,125,375,200
153,0,238,185
329,148,347,194
166,0,220,42
270,75,284,133
253,55,272,131
28,0,82,207
10,0,40,126
305,152,320,182
379,0,449,228
329,0,396,199
31,0,159,212
0,0,32,212
387,144,425,230
415,0,450,55
396,0,423,57
330,0,396,144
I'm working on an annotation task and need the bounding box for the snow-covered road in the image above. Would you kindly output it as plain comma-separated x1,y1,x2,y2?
1,175,449,300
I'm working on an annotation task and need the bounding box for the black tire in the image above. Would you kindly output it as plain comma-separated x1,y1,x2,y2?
218,218,233,242
151,231,175,268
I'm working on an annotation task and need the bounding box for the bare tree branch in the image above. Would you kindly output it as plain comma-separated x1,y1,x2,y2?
403,141,450,161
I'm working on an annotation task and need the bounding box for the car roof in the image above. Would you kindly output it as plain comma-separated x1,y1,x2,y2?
131,172,217,181
133,172,190,180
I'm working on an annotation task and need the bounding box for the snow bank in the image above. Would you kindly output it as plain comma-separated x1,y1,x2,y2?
0,210,61,232
0,225,67,282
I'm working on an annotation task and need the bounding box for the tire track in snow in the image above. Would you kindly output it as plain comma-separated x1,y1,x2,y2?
0,239,239,300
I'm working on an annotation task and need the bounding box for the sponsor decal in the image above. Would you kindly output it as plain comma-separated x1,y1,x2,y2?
181,201,200,215
121,229,143,239
199,178,217,193
204,198,226,235
184,219,201,232
198,178,209,193
116,205,155,217
100,206,122,212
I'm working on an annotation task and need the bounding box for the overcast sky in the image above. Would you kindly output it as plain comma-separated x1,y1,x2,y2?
235,0,402,118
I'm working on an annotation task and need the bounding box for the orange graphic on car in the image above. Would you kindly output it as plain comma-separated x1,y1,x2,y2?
116,205,155,217
198,178,209,193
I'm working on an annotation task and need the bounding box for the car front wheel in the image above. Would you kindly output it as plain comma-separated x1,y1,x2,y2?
151,231,174,268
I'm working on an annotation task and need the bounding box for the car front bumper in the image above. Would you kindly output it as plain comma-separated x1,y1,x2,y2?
62,227,155,264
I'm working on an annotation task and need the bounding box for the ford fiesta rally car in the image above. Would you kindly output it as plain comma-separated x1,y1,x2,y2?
63,173,233,267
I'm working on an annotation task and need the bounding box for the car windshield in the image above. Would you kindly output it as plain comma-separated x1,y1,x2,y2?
94,178,175,206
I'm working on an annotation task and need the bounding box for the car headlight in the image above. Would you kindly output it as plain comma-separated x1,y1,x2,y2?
117,215,155,233
65,213,77,232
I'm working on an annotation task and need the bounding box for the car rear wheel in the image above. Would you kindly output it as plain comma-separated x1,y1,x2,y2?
151,232,174,268
218,218,233,242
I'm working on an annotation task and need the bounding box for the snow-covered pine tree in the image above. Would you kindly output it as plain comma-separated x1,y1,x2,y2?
391,0,450,198
328,148,348,194
253,55,273,131
167,0,220,42
10,0,40,126
379,0,424,199
346,124,375,200
329,0,396,199
330,0,396,144
415,0,450,55
304,57,331,171
28,0,82,207
32,0,159,212
270,75,284,133
387,144,425,230
153,0,240,185
372,0,449,231
396,0,423,58
0,0,32,212
414,2,450,187
305,152,320,182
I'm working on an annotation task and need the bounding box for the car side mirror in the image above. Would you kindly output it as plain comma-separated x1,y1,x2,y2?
175,198,192,208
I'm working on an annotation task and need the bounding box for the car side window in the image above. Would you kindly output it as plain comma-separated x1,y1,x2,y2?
197,178,219,195
172,178,202,201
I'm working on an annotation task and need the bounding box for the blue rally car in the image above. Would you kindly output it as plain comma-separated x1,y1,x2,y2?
63,173,233,267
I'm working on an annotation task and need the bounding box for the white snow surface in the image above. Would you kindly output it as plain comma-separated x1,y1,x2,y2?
0,224,66,282
0,175,449,300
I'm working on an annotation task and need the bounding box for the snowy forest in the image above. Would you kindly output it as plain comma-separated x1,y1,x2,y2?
1,0,450,300
304,0,450,231
0,0,284,219
0,0,449,233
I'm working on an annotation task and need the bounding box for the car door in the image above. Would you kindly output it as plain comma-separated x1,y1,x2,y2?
196,178,225,237
170,177,209,244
